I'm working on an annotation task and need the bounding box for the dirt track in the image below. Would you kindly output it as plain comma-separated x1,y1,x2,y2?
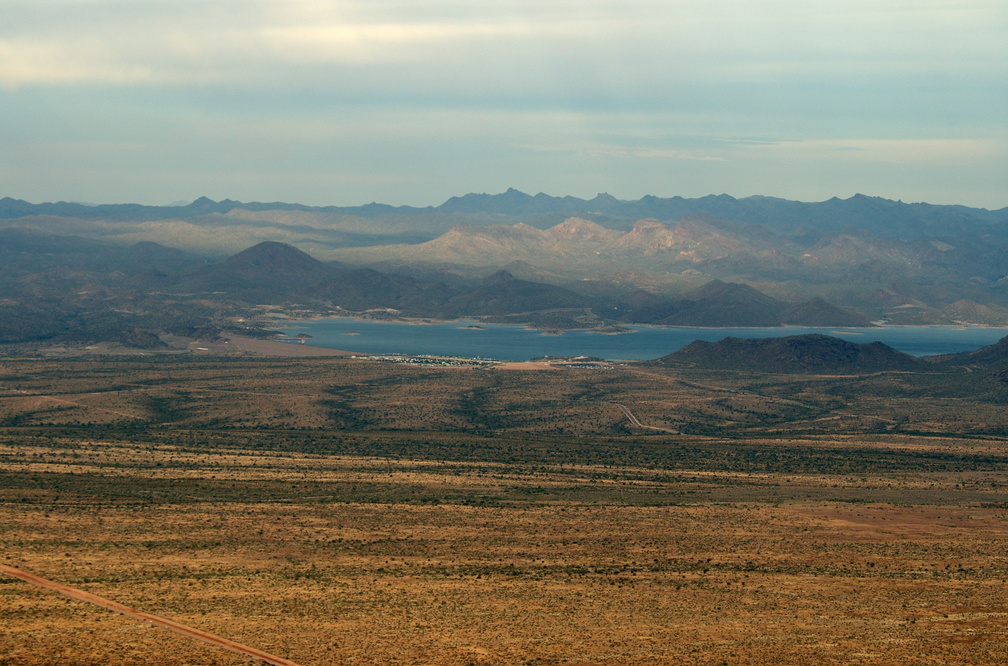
0,563,301,666
614,402,679,433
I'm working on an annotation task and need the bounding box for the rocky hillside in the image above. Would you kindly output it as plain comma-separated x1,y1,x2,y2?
653,334,922,373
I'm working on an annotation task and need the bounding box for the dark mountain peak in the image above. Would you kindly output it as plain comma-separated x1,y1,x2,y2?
936,334,1008,368
662,280,784,327
443,270,588,317
485,269,516,284
303,265,444,313
226,241,320,267
177,241,332,297
839,193,898,210
655,334,920,373
696,277,727,289
126,239,196,259
700,194,739,203
981,334,1008,354
685,279,766,301
438,190,522,214
438,189,589,216
779,297,872,327
184,196,220,212
0,197,49,219
121,241,208,274
130,240,169,251
624,280,788,328
183,196,242,215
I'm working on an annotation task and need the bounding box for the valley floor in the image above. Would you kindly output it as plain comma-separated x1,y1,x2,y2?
2,440,1007,664
1,355,1007,664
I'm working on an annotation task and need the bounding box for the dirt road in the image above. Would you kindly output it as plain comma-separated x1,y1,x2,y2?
0,563,301,666
614,402,679,433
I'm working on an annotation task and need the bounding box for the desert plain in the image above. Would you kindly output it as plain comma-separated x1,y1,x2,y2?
1,349,1007,664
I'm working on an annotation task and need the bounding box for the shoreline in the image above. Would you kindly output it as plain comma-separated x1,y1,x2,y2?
252,321,1008,363
224,335,562,369
267,310,1008,333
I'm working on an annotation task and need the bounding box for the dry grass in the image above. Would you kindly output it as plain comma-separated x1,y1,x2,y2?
3,354,1008,438
2,438,1008,664
2,354,1008,663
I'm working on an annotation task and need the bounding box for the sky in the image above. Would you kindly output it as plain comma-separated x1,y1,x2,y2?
2,0,1006,208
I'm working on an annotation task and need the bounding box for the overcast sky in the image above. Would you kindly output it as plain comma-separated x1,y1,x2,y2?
2,0,1006,208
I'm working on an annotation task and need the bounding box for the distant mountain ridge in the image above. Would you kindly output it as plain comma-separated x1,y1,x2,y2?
4,190,1006,236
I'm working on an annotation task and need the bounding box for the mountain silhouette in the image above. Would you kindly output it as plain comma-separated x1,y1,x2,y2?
654,334,921,373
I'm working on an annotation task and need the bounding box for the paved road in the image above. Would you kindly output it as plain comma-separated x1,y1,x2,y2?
0,563,300,666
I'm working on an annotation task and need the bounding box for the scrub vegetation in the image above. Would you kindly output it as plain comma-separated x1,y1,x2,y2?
2,353,1008,664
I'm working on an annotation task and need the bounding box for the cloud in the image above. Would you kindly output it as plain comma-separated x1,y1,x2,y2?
751,138,1006,165
1,0,1005,207
517,142,726,162
2,0,1004,89
0,37,150,86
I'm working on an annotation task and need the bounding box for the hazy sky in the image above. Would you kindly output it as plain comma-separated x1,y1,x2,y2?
2,0,1006,207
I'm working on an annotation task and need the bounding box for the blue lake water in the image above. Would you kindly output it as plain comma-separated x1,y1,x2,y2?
278,319,1008,362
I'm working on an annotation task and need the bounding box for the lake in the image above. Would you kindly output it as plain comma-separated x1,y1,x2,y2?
277,318,1008,362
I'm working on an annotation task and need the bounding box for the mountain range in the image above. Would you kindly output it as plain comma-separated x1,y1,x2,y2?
5,190,1005,235
0,229,876,347
2,189,1008,341
174,241,869,327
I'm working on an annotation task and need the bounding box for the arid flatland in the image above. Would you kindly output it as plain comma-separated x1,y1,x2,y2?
2,353,1007,664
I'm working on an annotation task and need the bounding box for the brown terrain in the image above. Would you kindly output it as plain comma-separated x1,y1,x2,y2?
1,351,1007,664
0,563,297,665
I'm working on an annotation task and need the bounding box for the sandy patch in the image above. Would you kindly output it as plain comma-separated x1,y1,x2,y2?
494,361,558,371
221,335,357,357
